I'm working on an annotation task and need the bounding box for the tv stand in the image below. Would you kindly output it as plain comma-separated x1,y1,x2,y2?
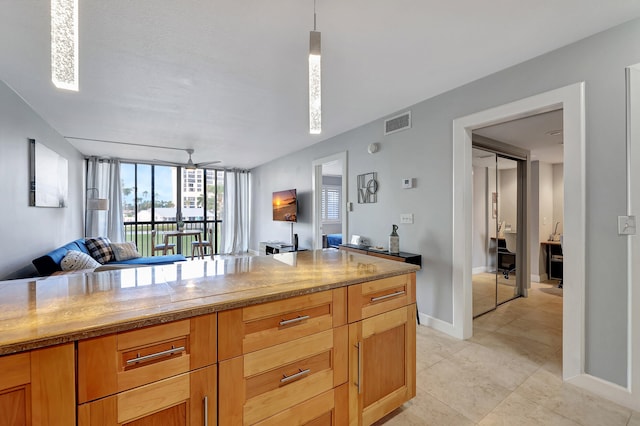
260,241,295,255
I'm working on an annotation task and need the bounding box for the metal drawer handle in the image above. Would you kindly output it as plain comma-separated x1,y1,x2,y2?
126,345,185,366
280,368,311,383
356,342,362,394
279,315,310,326
370,290,405,302
203,395,208,426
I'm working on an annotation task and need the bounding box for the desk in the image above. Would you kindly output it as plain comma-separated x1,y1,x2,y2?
162,229,203,258
541,241,563,281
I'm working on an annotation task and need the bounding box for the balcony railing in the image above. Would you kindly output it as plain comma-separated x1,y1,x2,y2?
124,221,222,258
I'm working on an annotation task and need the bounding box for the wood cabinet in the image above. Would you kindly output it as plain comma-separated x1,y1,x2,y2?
348,274,417,426
77,314,217,426
218,288,348,425
77,366,215,426
0,343,75,426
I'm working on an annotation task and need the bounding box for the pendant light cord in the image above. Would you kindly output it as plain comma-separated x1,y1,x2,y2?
313,0,317,31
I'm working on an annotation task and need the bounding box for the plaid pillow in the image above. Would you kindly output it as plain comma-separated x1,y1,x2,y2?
85,237,114,264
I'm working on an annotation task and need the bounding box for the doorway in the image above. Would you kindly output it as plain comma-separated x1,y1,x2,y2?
312,152,348,249
471,146,527,317
452,82,585,381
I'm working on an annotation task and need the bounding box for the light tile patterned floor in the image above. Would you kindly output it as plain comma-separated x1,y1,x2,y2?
375,282,639,425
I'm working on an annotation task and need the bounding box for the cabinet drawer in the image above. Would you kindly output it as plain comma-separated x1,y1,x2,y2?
78,313,216,403
219,326,348,425
348,273,415,323
219,288,346,360
77,365,216,426
254,383,348,426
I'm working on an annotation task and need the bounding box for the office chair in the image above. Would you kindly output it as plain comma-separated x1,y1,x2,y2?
500,233,517,279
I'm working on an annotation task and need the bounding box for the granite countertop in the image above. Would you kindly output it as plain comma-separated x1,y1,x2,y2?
0,249,419,355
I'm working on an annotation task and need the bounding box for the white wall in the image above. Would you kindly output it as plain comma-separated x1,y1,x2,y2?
251,19,640,386
531,161,555,280
472,166,488,270
0,81,84,279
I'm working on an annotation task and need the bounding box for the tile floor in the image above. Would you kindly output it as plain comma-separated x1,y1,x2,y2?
375,281,640,425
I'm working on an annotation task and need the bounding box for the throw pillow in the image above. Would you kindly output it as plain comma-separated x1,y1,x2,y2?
111,242,142,261
60,250,101,271
85,237,114,264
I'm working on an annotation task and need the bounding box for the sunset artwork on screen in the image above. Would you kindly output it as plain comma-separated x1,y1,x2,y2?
272,189,297,222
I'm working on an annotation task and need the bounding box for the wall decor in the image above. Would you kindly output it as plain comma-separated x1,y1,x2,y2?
29,139,68,207
357,172,378,203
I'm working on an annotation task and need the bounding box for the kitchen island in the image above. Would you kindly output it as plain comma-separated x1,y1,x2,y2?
0,249,419,425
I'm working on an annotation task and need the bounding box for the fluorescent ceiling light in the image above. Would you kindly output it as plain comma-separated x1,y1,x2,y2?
51,0,79,91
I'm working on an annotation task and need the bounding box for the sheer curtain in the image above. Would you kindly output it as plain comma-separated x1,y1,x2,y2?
220,169,251,254
86,157,124,242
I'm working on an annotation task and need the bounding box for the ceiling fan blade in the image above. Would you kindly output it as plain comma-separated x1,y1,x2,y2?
196,160,221,167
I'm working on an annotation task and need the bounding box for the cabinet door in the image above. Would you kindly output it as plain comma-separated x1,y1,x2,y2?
78,365,216,426
0,344,75,426
348,305,416,426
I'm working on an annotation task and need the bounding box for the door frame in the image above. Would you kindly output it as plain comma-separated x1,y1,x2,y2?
452,83,585,381
312,151,348,249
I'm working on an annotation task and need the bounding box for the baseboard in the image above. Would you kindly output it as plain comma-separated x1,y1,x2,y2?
472,266,490,274
531,274,542,282
418,312,461,339
566,374,639,411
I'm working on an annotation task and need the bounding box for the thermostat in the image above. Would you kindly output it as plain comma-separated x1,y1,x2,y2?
402,178,414,189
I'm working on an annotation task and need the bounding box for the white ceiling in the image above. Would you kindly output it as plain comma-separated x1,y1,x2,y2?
1,1,638,169
474,109,564,164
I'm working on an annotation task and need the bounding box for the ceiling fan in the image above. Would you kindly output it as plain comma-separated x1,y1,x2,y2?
154,149,221,169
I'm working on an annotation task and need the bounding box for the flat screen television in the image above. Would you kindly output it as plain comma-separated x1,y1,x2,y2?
273,189,297,222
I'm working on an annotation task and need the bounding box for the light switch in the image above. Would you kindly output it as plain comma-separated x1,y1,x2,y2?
618,215,636,235
400,213,414,224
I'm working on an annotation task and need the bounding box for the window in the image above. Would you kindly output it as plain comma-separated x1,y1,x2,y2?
321,185,341,222
120,162,224,256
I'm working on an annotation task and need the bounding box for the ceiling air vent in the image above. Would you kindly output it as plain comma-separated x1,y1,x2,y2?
384,111,411,136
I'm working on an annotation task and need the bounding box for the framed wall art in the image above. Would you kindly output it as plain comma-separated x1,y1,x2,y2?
29,138,68,207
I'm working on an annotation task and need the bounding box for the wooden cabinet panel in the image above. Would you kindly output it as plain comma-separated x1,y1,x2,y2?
219,288,346,360
348,274,415,323
254,383,348,426
0,385,30,426
348,304,416,426
0,344,75,426
219,326,348,425
78,365,216,426
78,314,216,403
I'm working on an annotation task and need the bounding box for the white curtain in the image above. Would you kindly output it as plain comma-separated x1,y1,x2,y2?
220,169,251,254
86,157,125,242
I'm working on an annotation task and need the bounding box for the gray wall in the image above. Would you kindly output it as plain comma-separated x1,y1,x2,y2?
0,81,84,279
251,19,640,386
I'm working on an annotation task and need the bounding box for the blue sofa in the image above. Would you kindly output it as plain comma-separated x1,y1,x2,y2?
32,239,186,276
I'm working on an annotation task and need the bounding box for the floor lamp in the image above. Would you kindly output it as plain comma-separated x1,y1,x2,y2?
85,188,109,237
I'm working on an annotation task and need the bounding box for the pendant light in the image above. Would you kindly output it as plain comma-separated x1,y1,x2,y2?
309,0,321,134
51,0,79,91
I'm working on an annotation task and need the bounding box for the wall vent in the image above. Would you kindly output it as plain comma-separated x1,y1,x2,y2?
384,111,411,136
